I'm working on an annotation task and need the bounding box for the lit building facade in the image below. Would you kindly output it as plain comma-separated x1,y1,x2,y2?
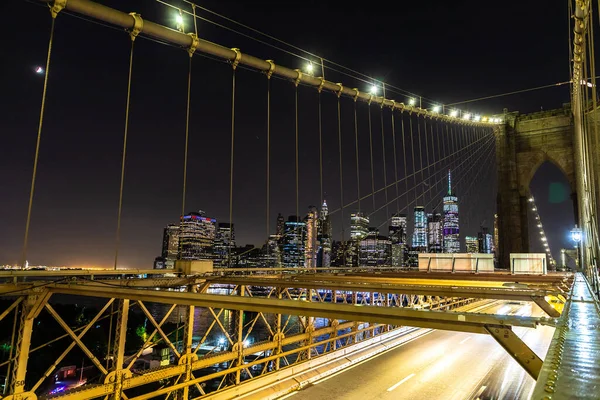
282,216,306,267
389,213,408,267
493,213,499,256
465,236,478,253
178,211,216,260
358,228,391,266
304,206,319,269
214,222,235,267
427,212,443,253
478,227,493,254
443,170,460,253
412,206,427,250
317,200,332,267
350,212,370,241
161,224,179,268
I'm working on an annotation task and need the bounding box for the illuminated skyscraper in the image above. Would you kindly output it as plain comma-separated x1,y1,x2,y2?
282,216,306,267
161,224,179,268
317,200,332,267
178,211,217,260
427,211,443,253
443,170,460,253
389,214,408,267
478,227,493,254
214,222,235,267
493,213,499,256
350,212,370,241
412,206,427,250
358,227,391,266
465,236,478,253
276,213,285,237
304,206,318,269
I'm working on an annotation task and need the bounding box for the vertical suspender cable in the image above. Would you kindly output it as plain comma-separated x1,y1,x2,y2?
294,84,299,227
318,86,324,206
391,109,400,214
21,13,60,267
417,116,425,204
180,53,193,249
114,29,138,270
380,106,389,221
409,114,417,205
368,100,376,212
423,118,431,206
337,88,345,265
354,98,361,212
266,67,272,261
229,50,240,268
401,113,408,209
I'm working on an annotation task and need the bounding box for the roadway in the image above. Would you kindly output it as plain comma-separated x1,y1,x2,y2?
283,301,554,400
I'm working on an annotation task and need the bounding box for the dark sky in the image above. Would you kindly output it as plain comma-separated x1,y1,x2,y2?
0,0,575,268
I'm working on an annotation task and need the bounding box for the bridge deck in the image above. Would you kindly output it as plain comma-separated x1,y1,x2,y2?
532,273,600,399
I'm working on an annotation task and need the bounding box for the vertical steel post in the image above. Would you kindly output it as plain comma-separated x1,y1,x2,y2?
112,299,129,400
180,304,195,399
275,287,282,370
235,285,245,384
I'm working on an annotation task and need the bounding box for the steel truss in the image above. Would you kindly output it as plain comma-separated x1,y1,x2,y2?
0,271,571,400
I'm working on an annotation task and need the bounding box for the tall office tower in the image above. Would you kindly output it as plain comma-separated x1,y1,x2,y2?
161,224,179,268
264,234,282,268
443,170,460,253
276,213,285,237
282,216,306,267
358,227,391,266
350,212,370,241
427,211,443,253
304,206,319,269
389,213,408,267
317,200,332,267
478,227,493,254
465,236,479,253
178,211,217,260
412,206,427,250
493,213,499,256
214,222,235,267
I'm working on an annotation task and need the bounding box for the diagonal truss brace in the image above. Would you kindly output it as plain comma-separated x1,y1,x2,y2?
485,324,543,379
45,304,108,375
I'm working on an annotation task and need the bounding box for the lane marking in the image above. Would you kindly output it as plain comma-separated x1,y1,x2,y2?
459,336,472,345
387,373,416,392
475,385,487,399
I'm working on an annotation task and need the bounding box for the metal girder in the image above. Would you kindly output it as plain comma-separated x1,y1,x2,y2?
205,276,563,305
0,296,23,322
43,284,550,332
485,324,543,379
531,296,562,318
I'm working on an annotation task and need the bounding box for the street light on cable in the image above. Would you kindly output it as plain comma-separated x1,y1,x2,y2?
175,13,184,32
369,85,378,95
408,98,416,106
305,62,314,75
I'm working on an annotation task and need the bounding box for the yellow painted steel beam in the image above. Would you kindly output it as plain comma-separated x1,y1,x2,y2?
485,324,543,379
41,284,551,331
206,277,562,302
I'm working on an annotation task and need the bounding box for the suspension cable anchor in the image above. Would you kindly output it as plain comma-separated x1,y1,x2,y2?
336,83,344,98
390,99,396,110
230,48,242,70
265,60,275,79
187,33,199,57
128,13,143,41
353,88,360,102
50,0,67,18
318,77,326,93
368,94,373,105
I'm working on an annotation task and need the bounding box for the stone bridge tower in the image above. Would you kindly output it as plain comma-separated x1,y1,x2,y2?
495,106,576,269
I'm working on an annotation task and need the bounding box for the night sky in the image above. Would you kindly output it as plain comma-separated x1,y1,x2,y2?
0,0,576,268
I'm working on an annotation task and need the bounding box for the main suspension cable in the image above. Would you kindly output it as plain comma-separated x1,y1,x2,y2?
380,106,390,221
